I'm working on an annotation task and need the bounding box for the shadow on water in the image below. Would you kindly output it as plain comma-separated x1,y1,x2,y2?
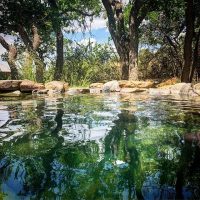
0,94,200,199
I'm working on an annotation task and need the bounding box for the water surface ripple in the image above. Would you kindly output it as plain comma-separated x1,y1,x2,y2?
0,94,200,199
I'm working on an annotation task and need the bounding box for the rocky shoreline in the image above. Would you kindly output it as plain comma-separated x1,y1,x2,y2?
0,79,200,101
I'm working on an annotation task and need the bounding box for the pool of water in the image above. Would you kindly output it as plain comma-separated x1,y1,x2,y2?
0,93,200,199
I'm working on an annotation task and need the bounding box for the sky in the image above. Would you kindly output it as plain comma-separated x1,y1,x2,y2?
65,17,110,44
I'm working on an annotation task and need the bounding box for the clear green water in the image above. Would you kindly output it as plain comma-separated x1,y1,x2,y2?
0,94,200,200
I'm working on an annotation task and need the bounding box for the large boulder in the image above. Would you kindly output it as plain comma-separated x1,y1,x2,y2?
0,80,22,91
157,77,179,88
118,80,155,88
89,83,103,93
170,83,193,95
20,80,45,92
45,81,69,92
102,80,120,92
193,83,200,96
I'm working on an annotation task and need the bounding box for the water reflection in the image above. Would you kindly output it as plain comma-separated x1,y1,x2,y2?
0,94,200,199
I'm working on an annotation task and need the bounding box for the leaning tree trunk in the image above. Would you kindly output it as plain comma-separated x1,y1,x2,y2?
0,36,19,79
32,25,44,83
54,29,64,80
102,0,130,80
18,24,45,83
181,0,194,83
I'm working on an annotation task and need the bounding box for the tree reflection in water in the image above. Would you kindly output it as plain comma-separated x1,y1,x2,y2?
0,95,200,199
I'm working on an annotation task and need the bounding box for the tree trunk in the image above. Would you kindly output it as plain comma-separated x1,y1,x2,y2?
48,0,64,81
18,24,45,83
102,0,130,80
181,0,194,83
32,25,44,83
129,8,139,81
190,29,200,82
32,51,45,83
121,58,129,80
54,30,64,80
0,36,19,79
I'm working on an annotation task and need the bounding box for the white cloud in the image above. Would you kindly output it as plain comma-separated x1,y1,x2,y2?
64,17,107,33
90,17,107,30
79,38,97,46
0,34,15,55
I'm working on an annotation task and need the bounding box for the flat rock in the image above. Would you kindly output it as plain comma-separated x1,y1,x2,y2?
20,80,45,92
90,83,104,89
0,90,22,97
0,80,22,91
157,77,179,88
118,80,155,88
103,80,120,92
170,83,192,95
120,88,147,93
45,81,69,92
149,88,171,96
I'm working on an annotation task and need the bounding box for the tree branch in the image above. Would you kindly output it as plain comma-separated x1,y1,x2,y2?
32,24,42,50
0,35,10,51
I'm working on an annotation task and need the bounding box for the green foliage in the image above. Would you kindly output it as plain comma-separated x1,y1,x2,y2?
138,45,183,80
20,53,36,81
57,41,120,86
